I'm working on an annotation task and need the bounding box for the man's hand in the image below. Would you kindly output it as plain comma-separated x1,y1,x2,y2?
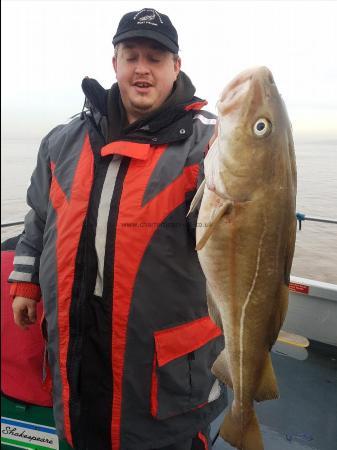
12,297,37,330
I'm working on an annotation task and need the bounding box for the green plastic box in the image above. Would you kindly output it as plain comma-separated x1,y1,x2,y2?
1,395,72,450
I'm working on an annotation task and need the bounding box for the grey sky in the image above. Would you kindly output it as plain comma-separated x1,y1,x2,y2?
2,0,337,141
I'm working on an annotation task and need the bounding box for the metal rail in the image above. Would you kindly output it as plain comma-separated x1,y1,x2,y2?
296,213,337,230
1,221,25,228
1,213,337,229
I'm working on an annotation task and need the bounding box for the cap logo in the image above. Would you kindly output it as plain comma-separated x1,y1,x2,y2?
133,9,163,27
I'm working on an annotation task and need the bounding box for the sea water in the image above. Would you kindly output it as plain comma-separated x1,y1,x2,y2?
1,139,337,284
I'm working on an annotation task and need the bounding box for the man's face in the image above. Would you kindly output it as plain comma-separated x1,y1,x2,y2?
113,39,181,123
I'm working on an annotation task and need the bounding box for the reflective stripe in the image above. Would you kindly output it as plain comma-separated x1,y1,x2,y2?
14,255,35,266
208,379,221,402
193,114,217,125
94,156,122,297
9,270,32,282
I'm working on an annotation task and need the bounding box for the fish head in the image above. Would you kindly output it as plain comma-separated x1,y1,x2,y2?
212,66,295,202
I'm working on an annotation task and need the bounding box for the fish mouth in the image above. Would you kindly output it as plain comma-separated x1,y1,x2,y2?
217,78,251,116
217,66,276,116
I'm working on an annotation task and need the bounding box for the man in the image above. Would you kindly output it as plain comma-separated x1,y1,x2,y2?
10,8,227,450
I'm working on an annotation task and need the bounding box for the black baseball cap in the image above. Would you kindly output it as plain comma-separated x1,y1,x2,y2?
112,8,179,53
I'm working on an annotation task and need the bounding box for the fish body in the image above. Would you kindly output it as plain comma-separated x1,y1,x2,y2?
194,67,297,450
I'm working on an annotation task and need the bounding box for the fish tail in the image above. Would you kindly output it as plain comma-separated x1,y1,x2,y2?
211,350,233,388
220,408,264,450
255,354,279,402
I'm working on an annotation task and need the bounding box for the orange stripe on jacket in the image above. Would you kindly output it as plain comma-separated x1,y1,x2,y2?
154,317,222,367
111,144,199,450
197,431,209,450
50,134,94,446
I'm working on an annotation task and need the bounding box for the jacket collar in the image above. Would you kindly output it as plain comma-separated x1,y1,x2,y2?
81,73,207,145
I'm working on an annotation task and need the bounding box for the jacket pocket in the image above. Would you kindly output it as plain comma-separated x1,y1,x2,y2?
151,316,223,420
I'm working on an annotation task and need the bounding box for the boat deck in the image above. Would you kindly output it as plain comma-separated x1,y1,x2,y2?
211,343,337,450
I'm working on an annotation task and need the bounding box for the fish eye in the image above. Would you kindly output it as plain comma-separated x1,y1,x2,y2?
253,118,272,137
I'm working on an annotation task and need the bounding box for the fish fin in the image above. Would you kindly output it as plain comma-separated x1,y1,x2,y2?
269,284,289,348
256,287,287,402
211,350,233,388
284,217,297,284
206,284,223,330
220,409,263,450
195,200,233,250
255,354,279,402
187,180,205,217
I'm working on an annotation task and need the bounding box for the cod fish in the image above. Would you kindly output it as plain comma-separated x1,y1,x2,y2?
190,67,297,450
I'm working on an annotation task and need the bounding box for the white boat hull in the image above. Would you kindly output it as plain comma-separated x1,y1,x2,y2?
284,276,337,347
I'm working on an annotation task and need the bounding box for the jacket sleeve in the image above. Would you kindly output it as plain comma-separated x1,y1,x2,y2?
10,282,42,302
8,135,52,286
187,111,218,235
187,160,205,235
187,114,218,236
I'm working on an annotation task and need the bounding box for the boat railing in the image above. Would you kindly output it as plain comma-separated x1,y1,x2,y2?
1,220,25,228
295,213,337,230
1,213,337,229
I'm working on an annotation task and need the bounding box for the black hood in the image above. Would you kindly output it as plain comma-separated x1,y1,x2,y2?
81,72,205,145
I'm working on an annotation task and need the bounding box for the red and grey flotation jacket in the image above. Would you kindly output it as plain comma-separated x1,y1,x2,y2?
8,73,226,450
